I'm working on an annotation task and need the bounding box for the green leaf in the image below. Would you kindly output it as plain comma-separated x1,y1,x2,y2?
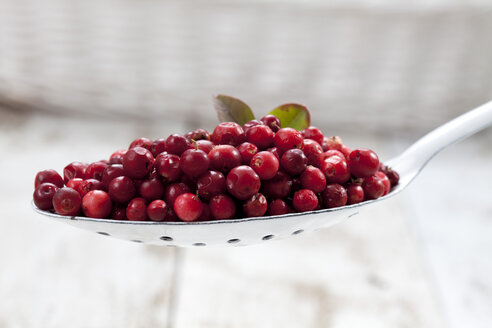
212,94,256,125
268,103,310,131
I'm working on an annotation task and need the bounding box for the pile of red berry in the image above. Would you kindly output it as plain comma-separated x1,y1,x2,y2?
33,115,399,222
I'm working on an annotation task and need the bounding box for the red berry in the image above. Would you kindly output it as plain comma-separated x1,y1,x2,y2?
165,134,190,156
35,169,64,188
139,177,164,201
126,198,148,221
187,140,214,154
321,184,347,208
246,125,274,150
302,126,324,145
212,122,245,146
150,138,167,157
348,148,379,178
280,148,307,175
266,147,281,160
346,183,364,205
318,150,345,164
197,203,212,221
52,187,82,216
108,176,136,203
110,149,127,164
154,153,182,182
260,115,281,132
250,151,279,180
340,145,352,160
111,204,127,220
208,145,242,173
210,194,236,220
63,162,88,184
242,120,264,133
188,128,211,141
300,166,326,193
101,164,125,188
66,178,84,194
243,193,268,217
33,183,58,210
164,183,191,208
197,170,226,200
79,179,104,197
325,136,343,151
261,171,293,199
375,171,391,196
146,200,169,222
302,139,323,166
180,148,210,177
85,161,108,181
362,175,384,200
122,146,154,179
129,137,152,150
237,142,259,164
267,199,289,216
226,166,261,200
293,189,318,212
82,190,112,219
274,128,303,152
320,155,350,184
382,166,400,187
174,193,203,222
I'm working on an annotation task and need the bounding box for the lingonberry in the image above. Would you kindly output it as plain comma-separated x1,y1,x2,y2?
79,179,104,197
321,184,348,208
139,177,164,201
375,171,391,196
250,151,279,180
150,138,167,157
101,164,125,188
243,193,268,217
110,204,127,220
52,187,82,216
246,125,274,150
147,199,169,222
164,182,191,208
165,134,190,156
180,148,210,177
267,199,289,216
362,175,385,200
35,169,64,188
340,145,352,160
129,137,152,150
302,126,324,145
291,177,302,193
226,165,261,200
260,115,281,132
274,128,303,152
318,150,345,164
82,190,112,219
66,178,84,194
302,139,323,166
293,189,318,212
33,183,58,210
63,162,88,184
280,148,308,175
346,183,364,205
208,145,242,173
122,146,154,179
197,170,226,200
187,140,214,154
197,203,211,221
382,166,400,187
348,148,379,178
266,147,281,160
154,153,182,182
320,155,350,184
237,142,258,164
108,176,136,203
212,122,245,146
242,120,263,133
85,161,108,181
209,194,236,220
325,136,343,151
300,166,326,193
109,149,127,164
126,197,148,221
174,193,203,222
261,171,292,199
188,128,211,141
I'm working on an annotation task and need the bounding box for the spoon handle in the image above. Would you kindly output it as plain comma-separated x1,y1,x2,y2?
390,100,492,175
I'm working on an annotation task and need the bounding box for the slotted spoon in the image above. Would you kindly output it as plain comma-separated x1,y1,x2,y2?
32,101,492,247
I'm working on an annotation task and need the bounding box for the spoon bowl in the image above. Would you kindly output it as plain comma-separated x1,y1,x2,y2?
32,101,492,247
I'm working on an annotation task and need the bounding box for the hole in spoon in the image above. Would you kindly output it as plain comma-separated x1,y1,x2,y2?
193,242,206,247
227,239,240,244
262,235,274,241
97,232,110,236
292,230,304,235
160,236,173,241
131,240,142,243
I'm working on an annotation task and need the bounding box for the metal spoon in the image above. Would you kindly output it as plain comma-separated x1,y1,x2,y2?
32,101,492,247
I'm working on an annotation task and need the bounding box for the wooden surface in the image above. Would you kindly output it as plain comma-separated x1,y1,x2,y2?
0,109,490,327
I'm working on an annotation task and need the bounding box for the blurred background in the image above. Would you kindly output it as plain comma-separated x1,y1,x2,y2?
0,0,491,327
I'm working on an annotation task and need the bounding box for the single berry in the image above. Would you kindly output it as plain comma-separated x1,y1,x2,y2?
188,128,211,141
208,145,242,173
164,182,191,208
266,147,281,160
126,198,148,221
197,170,226,200
212,122,245,146
280,149,308,175
250,151,279,180
174,193,203,222
348,148,379,178
274,128,303,152
302,139,323,166
325,136,343,151
82,190,112,219
79,179,104,197
267,199,289,216
300,166,326,193
340,145,352,160
63,162,88,184
197,203,212,221
226,166,261,200
261,171,293,199
165,134,190,156
85,161,108,181
362,175,385,200
293,189,318,212
260,115,281,132
237,142,259,164
111,204,127,220
209,194,236,220
139,177,164,201
320,155,350,184
33,183,58,210
318,150,345,164
383,166,400,187
147,200,169,222
321,184,347,208
375,171,391,196
101,164,125,188
110,149,127,164
154,153,182,182
108,176,136,203
302,126,324,145
246,125,274,150
180,148,210,177
122,146,154,179
187,140,214,154
346,183,364,204
243,193,268,217
52,187,82,216
66,178,84,194
129,137,153,150
242,120,263,133
150,138,167,157
35,169,64,188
